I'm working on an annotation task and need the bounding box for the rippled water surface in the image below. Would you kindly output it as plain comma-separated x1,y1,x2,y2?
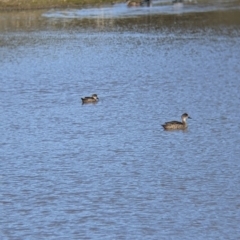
1,2,240,239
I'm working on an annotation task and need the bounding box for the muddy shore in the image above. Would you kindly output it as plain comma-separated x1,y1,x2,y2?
0,0,118,11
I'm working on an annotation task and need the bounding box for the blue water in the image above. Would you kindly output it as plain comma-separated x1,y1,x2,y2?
1,6,240,240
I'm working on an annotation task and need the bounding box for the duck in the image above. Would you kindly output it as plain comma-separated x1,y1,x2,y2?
162,113,191,130
81,94,99,104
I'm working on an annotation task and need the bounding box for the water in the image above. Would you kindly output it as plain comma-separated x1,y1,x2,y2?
1,2,240,239
42,0,240,19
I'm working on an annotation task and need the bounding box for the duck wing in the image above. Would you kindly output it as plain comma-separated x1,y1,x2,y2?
82,96,93,100
164,121,182,125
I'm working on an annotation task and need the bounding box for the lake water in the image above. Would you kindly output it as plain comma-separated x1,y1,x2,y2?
1,1,240,239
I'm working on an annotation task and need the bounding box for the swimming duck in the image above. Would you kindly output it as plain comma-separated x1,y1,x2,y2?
162,113,191,130
81,94,99,104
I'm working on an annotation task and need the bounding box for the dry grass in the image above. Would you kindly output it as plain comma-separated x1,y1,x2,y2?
0,0,117,10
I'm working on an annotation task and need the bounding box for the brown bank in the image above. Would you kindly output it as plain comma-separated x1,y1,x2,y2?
0,0,116,10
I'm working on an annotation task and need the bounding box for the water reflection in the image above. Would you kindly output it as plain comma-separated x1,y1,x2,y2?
0,10,44,31
0,0,239,32
0,8,240,33
42,0,240,19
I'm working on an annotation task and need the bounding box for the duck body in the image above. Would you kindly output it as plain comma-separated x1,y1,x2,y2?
81,94,99,104
162,113,191,130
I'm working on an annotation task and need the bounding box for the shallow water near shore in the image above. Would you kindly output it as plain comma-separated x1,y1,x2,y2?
1,1,240,239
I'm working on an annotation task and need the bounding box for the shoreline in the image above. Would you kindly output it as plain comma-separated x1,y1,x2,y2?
0,0,118,11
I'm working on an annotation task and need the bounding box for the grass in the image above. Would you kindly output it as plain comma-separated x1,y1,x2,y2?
0,0,119,10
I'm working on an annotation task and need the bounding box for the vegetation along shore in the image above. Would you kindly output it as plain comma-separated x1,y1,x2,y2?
0,0,118,11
